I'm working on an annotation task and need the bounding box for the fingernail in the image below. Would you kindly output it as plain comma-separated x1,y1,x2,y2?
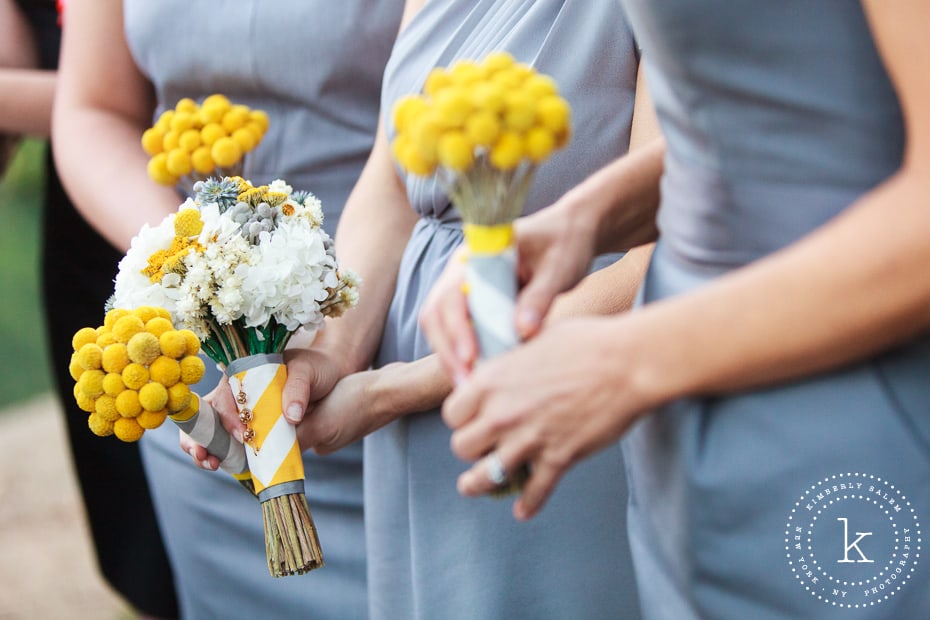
285,403,303,423
456,340,471,363
516,308,539,337
453,371,467,387
233,428,243,443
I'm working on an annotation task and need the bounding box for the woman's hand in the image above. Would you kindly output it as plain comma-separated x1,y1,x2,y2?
442,315,657,521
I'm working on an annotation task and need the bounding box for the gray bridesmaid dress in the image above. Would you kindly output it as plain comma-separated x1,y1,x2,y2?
370,1,641,618
618,0,930,618
123,2,402,617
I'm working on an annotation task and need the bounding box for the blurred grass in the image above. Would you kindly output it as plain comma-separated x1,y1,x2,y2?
0,140,52,409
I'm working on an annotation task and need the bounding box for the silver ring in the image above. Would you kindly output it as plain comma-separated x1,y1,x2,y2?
485,452,508,486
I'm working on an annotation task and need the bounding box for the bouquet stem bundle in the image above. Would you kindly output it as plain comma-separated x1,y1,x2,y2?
226,354,323,576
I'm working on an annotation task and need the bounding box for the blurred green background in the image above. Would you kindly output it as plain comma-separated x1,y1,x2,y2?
0,140,53,409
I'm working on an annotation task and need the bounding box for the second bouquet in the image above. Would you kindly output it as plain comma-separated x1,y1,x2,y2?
110,176,359,576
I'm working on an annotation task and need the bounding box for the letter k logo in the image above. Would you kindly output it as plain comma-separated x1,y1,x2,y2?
837,517,874,563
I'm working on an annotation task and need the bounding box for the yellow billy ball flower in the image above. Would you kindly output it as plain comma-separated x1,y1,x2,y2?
449,60,484,86
211,137,242,169
102,342,130,374
132,306,159,323
465,111,502,147
470,82,506,115
424,68,454,97
180,330,201,356
72,326,98,351
200,122,226,147
88,414,115,438
150,356,181,387
74,384,96,413
525,126,556,163
166,149,193,177
154,307,171,320
392,136,434,176
221,105,251,134
244,122,264,145
127,332,161,366
232,127,257,152
95,331,117,349
76,343,103,370
481,51,516,74
492,67,525,90
249,109,269,134
169,111,195,133
114,417,144,442
393,95,429,134
179,355,206,384
166,382,191,413
104,308,130,330
174,208,204,238
68,353,84,382
504,91,536,132
410,116,442,166
158,330,188,359
434,89,472,129
175,97,198,114
490,131,525,170
113,314,145,343
141,127,165,156
147,153,178,186
102,372,126,397
95,394,120,422
202,93,231,113
137,410,167,430
437,131,474,172
139,382,169,412
525,74,558,99
198,104,223,125
178,128,202,153
191,146,215,176
162,130,181,152
536,95,571,134
115,389,142,418
155,109,175,133
143,318,173,340
122,363,150,390
78,369,106,399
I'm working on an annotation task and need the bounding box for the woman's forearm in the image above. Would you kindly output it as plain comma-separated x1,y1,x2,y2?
0,70,55,137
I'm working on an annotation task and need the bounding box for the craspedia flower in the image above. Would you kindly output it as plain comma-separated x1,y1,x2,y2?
121,363,150,390
95,331,117,348
166,383,192,413
249,109,269,134
94,395,120,422
139,382,169,412
145,317,174,338
180,330,201,356
114,417,144,442
179,355,206,384
132,306,160,324
72,327,98,351
88,414,115,437
141,127,165,156
150,356,181,387
535,95,571,134
127,332,161,366
200,122,226,147
147,152,178,186
76,343,103,370
68,353,84,382
137,410,167,430
191,146,214,175
525,126,556,163
174,208,204,238
178,128,202,152
490,131,524,170
78,369,105,399
115,389,142,418
166,149,193,177
102,342,130,374
102,372,126,397
211,137,242,168
159,330,188,359
393,95,430,134
113,314,145,343
104,308,130,330
437,132,474,172
74,384,96,413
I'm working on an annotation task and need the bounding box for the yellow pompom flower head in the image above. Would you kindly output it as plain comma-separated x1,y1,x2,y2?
69,309,211,443
389,51,571,226
142,94,268,194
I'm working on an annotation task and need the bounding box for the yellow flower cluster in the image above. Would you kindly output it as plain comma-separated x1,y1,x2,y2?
391,52,571,176
142,94,269,186
70,307,207,442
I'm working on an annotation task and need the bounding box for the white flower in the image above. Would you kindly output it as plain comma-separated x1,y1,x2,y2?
267,179,293,195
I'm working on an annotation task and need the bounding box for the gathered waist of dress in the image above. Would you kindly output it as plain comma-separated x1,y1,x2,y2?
655,152,872,272
416,215,464,232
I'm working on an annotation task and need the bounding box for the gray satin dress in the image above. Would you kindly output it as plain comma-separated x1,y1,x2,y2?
124,2,402,618
618,1,930,618
370,1,641,618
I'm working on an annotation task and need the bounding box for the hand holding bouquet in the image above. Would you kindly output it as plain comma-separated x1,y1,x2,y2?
87,176,358,576
391,52,571,494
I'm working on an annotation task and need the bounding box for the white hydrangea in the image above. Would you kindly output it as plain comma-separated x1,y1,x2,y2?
111,213,181,316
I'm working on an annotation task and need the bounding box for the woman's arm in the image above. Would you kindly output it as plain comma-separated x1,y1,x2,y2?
0,0,54,137
443,0,930,520
52,0,178,251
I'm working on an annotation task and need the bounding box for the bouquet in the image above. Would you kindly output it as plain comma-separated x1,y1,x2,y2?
99,176,358,576
391,52,571,494
69,307,252,490
141,94,268,193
